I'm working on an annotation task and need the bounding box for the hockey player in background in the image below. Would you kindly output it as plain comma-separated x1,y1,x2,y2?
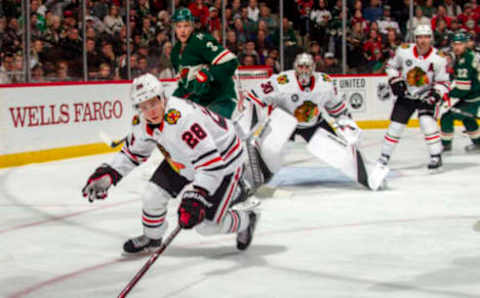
243,52,388,191
440,32,480,153
170,8,239,119
82,73,259,254
378,24,450,172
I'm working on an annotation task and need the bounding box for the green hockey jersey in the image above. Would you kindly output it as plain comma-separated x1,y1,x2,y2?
170,31,239,118
450,49,480,102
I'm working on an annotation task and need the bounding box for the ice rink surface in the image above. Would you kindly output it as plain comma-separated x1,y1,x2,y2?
2,128,480,298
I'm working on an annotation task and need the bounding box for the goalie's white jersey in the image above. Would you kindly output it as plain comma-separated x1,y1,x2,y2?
108,96,245,195
386,43,450,98
246,70,347,128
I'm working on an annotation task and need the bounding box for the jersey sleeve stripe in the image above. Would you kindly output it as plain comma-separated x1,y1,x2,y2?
212,49,235,65
191,149,219,165
247,91,266,107
205,149,244,172
220,137,237,156
194,156,223,170
326,102,347,115
223,137,241,160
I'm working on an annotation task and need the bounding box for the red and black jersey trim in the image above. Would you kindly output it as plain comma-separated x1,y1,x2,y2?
142,210,166,228
194,136,243,171
191,149,219,165
120,139,150,166
204,148,244,172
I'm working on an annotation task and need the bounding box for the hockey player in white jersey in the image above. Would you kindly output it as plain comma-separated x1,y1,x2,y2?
379,24,451,172
82,73,259,254
243,52,387,190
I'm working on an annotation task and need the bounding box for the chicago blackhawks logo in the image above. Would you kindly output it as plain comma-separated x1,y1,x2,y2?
294,100,319,123
131,114,140,125
406,67,429,87
277,74,289,84
157,144,185,173
322,74,332,82
165,109,181,125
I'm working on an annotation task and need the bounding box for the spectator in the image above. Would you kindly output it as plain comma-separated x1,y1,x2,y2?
207,6,221,33
242,54,256,66
231,0,242,18
362,28,383,72
458,3,478,33
136,0,153,19
188,0,209,28
267,48,281,73
94,63,113,81
0,53,15,83
258,5,277,33
431,5,451,31
377,5,400,36
31,64,46,83
320,52,342,74
54,60,72,81
444,0,462,17
92,0,109,20
363,0,383,23
140,17,155,46
310,0,331,45
421,0,436,18
407,6,431,40
434,18,452,50
351,9,368,34
383,28,400,61
255,29,273,62
157,41,174,79
226,29,240,54
247,0,260,23
295,0,314,36
86,38,102,77
99,41,117,71
103,5,124,35
264,56,279,73
238,41,261,66
233,16,248,44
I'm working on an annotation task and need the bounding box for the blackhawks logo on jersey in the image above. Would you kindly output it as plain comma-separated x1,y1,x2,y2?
294,100,319,123
277,74,289,84
157,144,186,173
131,114,140,125
165,109,181,125
406,67,430,87
322,74,332,82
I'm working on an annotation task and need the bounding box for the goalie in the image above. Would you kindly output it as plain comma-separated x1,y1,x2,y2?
242,52,388,191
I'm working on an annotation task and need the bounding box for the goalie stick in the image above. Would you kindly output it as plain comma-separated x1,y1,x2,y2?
118,225,182,298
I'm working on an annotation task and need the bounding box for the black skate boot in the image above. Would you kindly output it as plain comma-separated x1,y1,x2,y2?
427,154,442,173
442,143,452,153
465,143,480,153
236,210,259,251
123,235,162,255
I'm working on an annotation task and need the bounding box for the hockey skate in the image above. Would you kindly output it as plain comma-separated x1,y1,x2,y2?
442,143,452,153
123,235,162,255
427,154,442,174
465,143,480,153
236,210,260,250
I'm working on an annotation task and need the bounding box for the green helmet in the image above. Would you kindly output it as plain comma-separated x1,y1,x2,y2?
452,32,467,43
172,8,194,23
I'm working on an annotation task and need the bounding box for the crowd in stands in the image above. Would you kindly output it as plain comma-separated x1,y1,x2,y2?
0,0,478,84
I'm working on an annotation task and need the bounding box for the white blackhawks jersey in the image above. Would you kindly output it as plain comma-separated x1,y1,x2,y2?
386,43,451,99
246,70,348,128
108,96,245,195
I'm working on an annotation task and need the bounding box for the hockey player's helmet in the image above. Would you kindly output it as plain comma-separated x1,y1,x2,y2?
414,24,433,37
293,53,314,86
172,8,194,23
130,73,166,109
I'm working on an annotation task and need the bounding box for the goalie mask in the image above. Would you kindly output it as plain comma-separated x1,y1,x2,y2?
294,53,314,86
130,73,166,110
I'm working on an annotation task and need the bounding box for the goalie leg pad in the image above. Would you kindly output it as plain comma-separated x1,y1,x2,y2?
419,115,442,156
257,108,298,173
196,209,250,235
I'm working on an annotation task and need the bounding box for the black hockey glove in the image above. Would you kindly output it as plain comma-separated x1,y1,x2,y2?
389,77,407,98
82,164,122,203
178,187,208,229
419,89,442,105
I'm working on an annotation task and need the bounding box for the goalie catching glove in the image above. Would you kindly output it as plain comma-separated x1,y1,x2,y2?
82,164,122,202
178,187,209,229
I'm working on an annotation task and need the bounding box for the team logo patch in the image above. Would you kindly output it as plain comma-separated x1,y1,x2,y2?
293,100,319,123
406,67,429,87
131,114,140,125
401,43,410,49
165,109,181,125
437,50,447,58
322,74,332,82
291,94,299,102
277,74,289,84
406,59,413,67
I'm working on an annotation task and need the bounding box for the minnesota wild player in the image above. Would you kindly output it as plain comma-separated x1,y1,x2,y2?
170,8,239,119
440,32,480,153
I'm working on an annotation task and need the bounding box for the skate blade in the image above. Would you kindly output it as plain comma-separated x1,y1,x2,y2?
121,247,158,257
428,167,443,175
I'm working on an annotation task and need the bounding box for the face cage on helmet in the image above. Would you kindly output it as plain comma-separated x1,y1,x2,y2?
296,64,313,86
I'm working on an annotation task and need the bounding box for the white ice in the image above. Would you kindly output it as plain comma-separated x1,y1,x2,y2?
2,128,480,298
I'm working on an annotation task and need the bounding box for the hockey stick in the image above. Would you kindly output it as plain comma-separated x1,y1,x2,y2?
117,225,182,298
99,131,127,148
449,107,480,120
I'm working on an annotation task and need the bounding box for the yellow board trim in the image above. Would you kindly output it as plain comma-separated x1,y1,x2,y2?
1,119,479,168
0,143,121,169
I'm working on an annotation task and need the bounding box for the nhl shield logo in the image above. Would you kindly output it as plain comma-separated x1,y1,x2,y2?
406,59,413,67
291,94,299,102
